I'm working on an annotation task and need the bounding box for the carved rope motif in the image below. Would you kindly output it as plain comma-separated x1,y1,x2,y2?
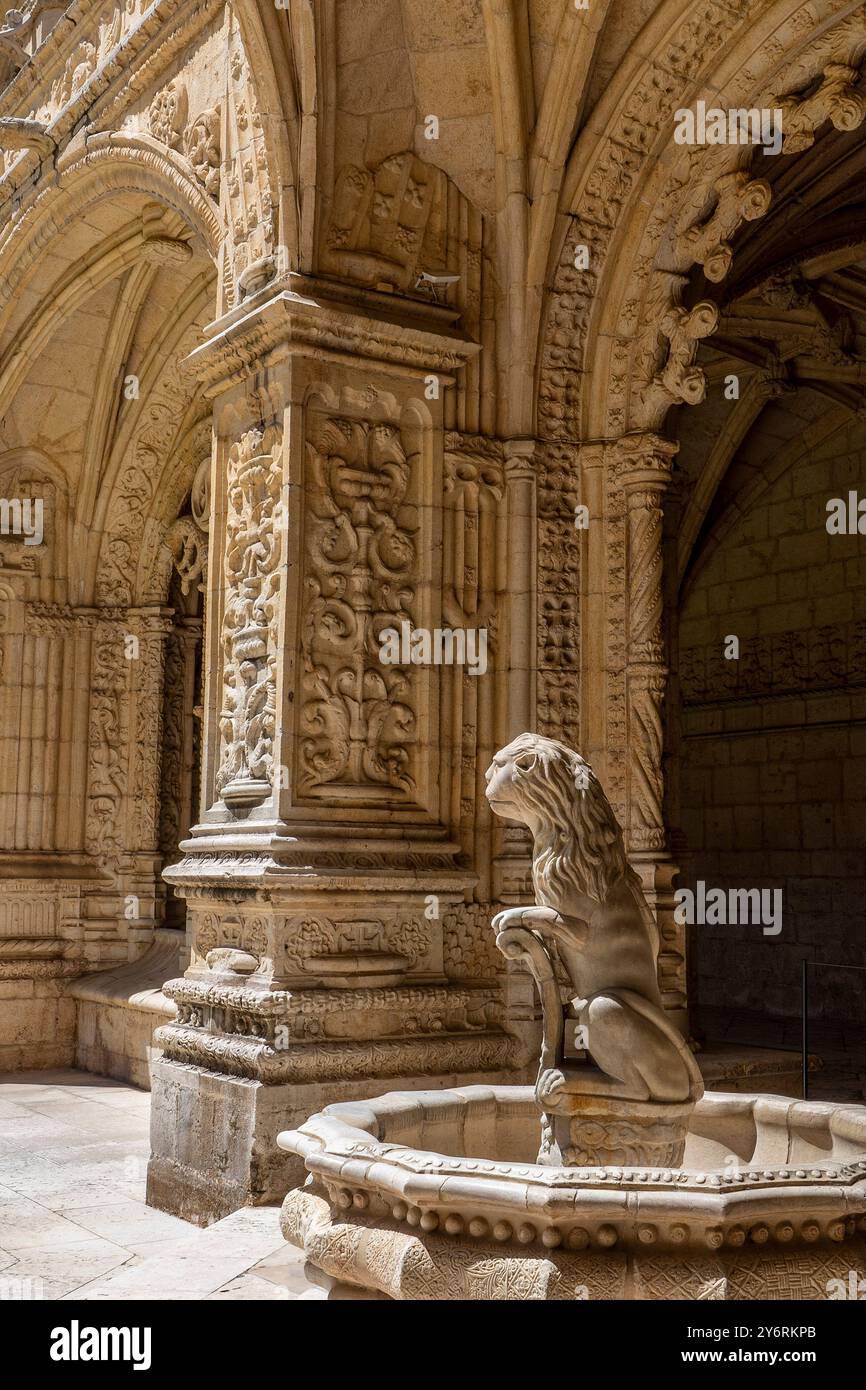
616,439,677,852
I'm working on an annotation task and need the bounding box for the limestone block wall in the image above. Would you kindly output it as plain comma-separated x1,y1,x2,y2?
677,440,866,1028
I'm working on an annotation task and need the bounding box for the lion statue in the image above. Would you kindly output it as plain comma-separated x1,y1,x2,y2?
485,733,702,1116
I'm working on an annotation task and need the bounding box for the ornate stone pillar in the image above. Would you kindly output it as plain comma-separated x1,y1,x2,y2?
492,439,536,900
502,441,537,742
148,281,519,1220
614,433,686,1028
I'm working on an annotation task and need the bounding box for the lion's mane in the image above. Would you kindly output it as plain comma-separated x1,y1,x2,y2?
497,734,656,946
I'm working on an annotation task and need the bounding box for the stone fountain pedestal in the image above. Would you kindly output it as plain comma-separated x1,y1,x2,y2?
279,1085,866,1300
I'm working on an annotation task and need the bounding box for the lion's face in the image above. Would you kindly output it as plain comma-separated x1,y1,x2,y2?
485,733,633,911
484,744,533,823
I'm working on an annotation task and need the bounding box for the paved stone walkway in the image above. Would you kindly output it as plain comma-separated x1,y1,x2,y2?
0,1069,318,1300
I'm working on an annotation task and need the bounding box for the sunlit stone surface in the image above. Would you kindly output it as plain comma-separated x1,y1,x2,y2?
0,3,864,1279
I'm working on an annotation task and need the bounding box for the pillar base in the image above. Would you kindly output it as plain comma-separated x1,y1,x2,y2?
147,1042,520,1223
147,1060,302,1223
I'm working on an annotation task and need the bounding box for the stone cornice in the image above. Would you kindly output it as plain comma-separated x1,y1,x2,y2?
185,279,482,397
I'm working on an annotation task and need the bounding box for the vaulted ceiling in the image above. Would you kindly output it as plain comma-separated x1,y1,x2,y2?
676,109,866,591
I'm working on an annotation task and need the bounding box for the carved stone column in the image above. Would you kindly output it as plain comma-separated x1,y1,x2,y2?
491,441,539,1066
148,281,519,1220
615,433,686,1027
502,441,537,742
492,440,536,899
615,435,677,850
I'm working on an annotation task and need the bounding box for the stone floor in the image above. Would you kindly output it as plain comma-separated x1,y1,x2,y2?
0,1069,319,1301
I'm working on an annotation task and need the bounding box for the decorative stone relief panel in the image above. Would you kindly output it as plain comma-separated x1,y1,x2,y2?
536,443,579,747
443,901,503,981
129,612,171,852
682,619,866,705
442,434,504,866
298,398,425,806
223,12,277,303
159,625,189,856
193,909,269,962
280,913,433,979
323,152,480,304
96,329,200,608
86,619,130,856
158,593,202,893
0,880,83,980
147,80,221,198
601,454,628,832
215,425,283,808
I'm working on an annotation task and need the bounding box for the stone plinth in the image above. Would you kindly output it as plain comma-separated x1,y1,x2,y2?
539,1092,695,1168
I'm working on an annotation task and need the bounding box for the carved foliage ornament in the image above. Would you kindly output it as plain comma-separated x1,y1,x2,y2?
165,456,211,596
86,630,129,853
300,408,420,799
185,108,221,196
539,18,866,442
148,82,221,198
633,282,719,430
675,171,772,283
149,82,188,151
775,63,866,153
282,915,432,975
216,426,283,806
226,22,275,302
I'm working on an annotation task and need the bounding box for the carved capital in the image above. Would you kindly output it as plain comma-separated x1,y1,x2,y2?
614,433,679,492
503,438,537,483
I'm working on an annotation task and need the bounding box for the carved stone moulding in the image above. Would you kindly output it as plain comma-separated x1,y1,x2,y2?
153,886,514,1085
0,877,84,977
166,841,468,887
184,277,480,397
0,0,226,203
0,937,80,979
181,895,464,989
155,1016,514,1087
280,1087,866,1301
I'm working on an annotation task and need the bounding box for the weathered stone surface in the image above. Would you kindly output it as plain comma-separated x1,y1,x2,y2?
1,0,865,1240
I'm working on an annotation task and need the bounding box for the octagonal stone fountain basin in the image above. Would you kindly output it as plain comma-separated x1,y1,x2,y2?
279,1085,866,1300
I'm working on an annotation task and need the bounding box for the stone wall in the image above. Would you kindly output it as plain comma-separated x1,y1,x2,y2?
677,439,866,1028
